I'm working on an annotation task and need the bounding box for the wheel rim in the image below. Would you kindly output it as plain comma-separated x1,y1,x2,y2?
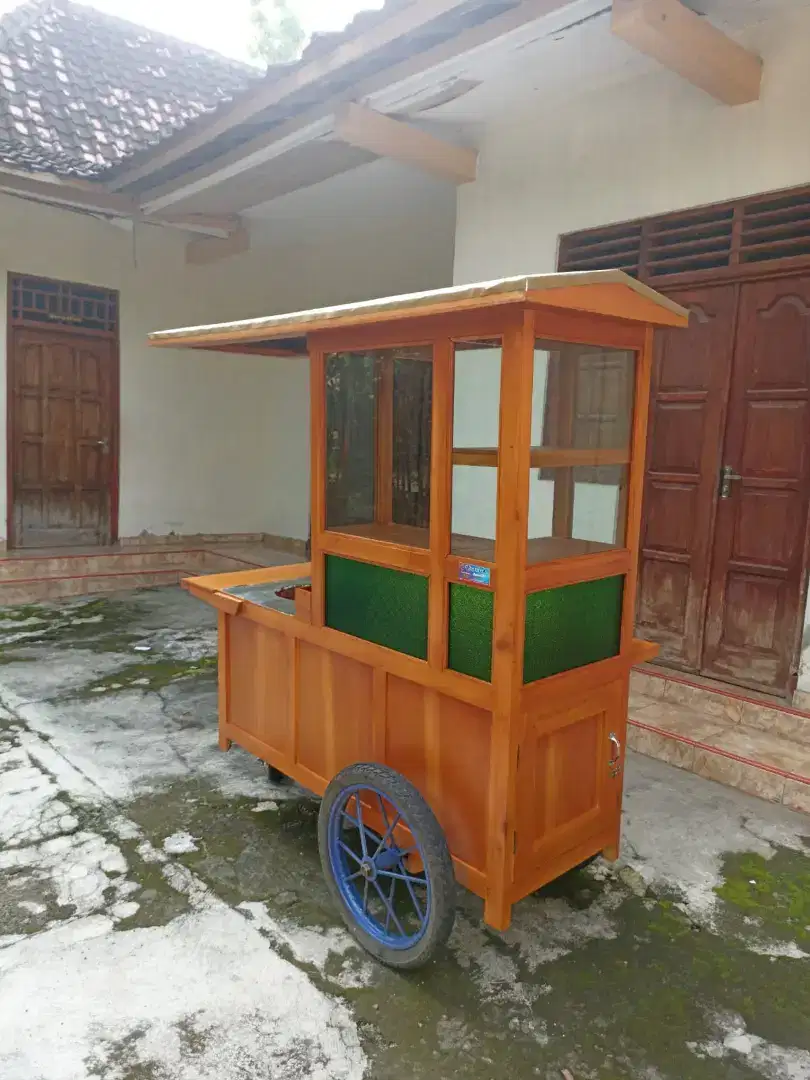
327,783,431,950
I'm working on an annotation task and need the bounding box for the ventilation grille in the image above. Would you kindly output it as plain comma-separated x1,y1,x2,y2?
10,275,118,333
739,189,810,265
559,185,810,281
646,207,734,277
556,221,642,277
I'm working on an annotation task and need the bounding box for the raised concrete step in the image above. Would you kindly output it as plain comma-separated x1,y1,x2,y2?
0,544,294,605
630,666,810,747
628,686,810,815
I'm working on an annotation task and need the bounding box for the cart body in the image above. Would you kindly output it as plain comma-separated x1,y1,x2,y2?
150,272,687,933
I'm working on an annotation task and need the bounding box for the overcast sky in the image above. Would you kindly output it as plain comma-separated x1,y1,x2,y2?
0,0,385,63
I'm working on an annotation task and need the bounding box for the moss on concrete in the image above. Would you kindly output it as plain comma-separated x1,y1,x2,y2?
76,656,217,698
0,596,148,659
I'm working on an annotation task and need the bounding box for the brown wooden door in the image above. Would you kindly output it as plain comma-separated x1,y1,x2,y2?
701,276,810,693
636,284,737,669
11,327,114,548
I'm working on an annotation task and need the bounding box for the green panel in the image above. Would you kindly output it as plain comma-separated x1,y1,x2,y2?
448,583,494,682
523,575,624,684
325,555,428,659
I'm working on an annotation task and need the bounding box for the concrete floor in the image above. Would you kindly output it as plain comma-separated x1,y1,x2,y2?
0,588,808,1080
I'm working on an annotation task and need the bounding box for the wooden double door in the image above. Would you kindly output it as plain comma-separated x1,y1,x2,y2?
9,326,115,548
637,273,810,696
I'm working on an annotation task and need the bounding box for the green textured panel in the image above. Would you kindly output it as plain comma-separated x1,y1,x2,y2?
448,583,493,682
523,575,624,684
325,555,428,659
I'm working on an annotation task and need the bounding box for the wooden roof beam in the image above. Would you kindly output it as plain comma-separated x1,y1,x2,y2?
0,165,137,214
611,0,762,106
185,225,250,265
334,103,477,184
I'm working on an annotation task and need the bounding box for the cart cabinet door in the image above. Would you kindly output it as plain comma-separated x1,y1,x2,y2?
513,677,626,887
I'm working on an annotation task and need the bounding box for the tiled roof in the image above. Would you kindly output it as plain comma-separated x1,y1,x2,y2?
0,0,262,177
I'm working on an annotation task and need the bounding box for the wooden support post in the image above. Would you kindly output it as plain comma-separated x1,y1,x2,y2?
374,354,395,525
310,349,327,628
620,327,655,652
484,309,534,931
428,339,454,670
217,611,232,750
551,354,577,539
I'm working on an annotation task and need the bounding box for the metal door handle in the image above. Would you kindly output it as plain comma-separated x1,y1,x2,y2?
95,439,110,452
608,731,622,777
719,464,742,499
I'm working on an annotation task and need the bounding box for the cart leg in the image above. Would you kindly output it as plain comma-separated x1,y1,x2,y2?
484,895,513,933
219,732,232,751
602,845,619,862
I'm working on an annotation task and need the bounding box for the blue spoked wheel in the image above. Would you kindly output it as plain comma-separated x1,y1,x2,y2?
318,763,456,969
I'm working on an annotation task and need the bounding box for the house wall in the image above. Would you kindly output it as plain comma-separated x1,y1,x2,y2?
0,161,456,546
453,7,810,693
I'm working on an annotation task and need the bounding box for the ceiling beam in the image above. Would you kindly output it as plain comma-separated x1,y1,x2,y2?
185,225,250,266
139,110,333,213
149,212,243,238
0,166,137,214
611,0,762,106
107,0,479,193
334,103,477,183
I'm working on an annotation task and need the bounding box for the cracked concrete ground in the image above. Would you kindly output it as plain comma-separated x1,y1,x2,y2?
0,588,809,1080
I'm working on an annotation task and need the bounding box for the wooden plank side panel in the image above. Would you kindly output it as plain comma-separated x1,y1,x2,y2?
385,675,492,876
295,643,375,783
226,615,293,762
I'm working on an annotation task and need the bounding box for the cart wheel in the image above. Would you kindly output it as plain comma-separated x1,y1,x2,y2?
319,763,456,970
267,764,288,785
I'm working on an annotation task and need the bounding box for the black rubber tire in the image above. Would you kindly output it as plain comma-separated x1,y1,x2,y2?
318,762,456,970
267,764,288,785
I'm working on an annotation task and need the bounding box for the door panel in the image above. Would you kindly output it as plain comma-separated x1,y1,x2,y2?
636,285,737,669
513,678,625,889
702,277,810,693
11,328,114,548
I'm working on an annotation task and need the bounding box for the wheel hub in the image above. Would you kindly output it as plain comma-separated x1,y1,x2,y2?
359,859,377,881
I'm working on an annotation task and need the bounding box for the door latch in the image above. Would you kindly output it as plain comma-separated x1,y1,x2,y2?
95,438,110,453
719,464,742,499
608,732,622,778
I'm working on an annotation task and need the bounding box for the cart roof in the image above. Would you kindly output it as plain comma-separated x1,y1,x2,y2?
148,270,688,353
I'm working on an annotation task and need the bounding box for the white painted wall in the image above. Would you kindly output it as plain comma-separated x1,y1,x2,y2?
454,7,810,284
453,6,810,692
0,160,456,545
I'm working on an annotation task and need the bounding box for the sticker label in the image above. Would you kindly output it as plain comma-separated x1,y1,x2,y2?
458,562,491,587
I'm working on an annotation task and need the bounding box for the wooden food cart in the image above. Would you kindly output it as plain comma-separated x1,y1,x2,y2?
149,272,687,968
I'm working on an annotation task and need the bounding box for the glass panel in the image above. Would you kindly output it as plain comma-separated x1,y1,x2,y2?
325,351,376,529
325,347,432,546
523,575,624,683
451,340,502,561
447,583,493,682
528,341,635,563
325,555,428,659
